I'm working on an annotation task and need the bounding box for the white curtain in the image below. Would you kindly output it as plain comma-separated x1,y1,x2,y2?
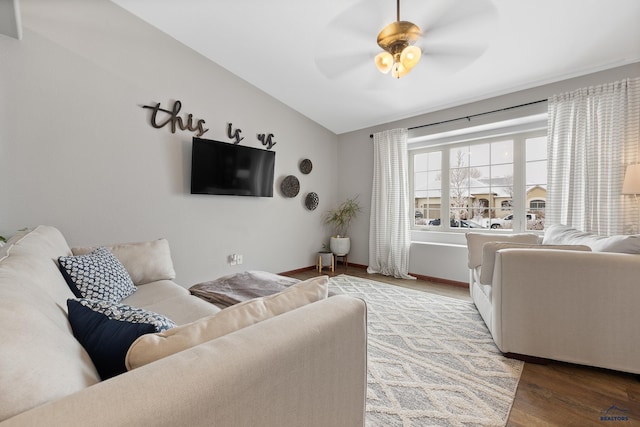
547,77,640,235
368,128,415,279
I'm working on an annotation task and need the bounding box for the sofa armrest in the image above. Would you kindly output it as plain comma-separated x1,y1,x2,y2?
492,249,640,373
0,295,367,427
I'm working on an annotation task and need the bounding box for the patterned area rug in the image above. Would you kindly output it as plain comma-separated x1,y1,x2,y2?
329,274,523,427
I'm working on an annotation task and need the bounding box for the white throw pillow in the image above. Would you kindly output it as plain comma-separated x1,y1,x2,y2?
543,224,640,254
73,239,176,285
479,242,591,285
125,275,329,370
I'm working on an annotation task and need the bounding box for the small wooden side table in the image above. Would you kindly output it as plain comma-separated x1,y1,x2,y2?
316,253,334,273
334,254,348,270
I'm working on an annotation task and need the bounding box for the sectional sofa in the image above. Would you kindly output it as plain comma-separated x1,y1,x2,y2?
0,225,367,426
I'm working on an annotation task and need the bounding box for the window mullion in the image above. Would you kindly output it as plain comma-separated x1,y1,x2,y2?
511,136,525,231
441,149,450,229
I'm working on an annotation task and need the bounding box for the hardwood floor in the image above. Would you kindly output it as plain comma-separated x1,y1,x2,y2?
283,265,640,426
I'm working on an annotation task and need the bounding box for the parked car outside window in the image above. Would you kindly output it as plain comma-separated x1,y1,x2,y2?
490,213,536,229
428,219,485,228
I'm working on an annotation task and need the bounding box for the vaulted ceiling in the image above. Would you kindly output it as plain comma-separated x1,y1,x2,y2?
112,0,640,134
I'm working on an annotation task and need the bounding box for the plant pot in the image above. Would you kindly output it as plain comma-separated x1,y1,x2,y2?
330,236,350,256
318,251,333,267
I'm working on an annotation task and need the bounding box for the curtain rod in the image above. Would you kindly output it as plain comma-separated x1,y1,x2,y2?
368,99,548,138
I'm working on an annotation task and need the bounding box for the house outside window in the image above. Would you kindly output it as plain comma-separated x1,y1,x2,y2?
411,128,547,233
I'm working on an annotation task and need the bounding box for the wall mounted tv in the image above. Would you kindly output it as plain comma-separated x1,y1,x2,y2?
190,137,275,197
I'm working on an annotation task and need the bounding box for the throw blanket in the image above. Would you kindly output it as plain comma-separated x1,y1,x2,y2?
189,271,301,307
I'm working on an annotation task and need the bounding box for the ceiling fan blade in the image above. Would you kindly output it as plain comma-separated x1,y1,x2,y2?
419,40,488,59
412,43,486,76
323,0,391,43
418,0,498,39
315,0,394,81
315,51,374,80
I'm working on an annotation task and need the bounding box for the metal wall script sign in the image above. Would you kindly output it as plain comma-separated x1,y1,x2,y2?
141,100,277,149
142,100,208,137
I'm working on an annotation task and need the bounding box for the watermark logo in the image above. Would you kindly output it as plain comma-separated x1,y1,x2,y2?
600,405,630,422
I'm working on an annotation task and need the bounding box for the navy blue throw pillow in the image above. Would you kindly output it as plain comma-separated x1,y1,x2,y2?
67,299,175,379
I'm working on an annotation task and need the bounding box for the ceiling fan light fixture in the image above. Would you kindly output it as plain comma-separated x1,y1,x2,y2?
375,51,394,74
374,1,422,79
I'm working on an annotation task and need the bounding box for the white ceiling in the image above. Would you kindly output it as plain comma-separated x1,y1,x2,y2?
111,0,640,135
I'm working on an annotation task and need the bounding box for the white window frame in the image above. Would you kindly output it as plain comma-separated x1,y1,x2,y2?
409,125,547,243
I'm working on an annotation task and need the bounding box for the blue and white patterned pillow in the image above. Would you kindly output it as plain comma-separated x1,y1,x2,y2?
67,299,176,379
76,298,176,332
59,247,136,302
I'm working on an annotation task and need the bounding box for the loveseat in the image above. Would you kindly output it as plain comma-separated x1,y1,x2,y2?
0,226,367,426
466,224,640,374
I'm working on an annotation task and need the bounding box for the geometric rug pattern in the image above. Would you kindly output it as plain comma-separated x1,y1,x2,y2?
329,275,523,427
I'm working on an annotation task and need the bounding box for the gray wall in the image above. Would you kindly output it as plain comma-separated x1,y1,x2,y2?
338,62,640,283
0,0,339,286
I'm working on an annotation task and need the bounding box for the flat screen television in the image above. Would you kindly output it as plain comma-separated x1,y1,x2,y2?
190,137,275,197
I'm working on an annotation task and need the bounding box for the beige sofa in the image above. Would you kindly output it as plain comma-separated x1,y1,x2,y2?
0,226,367,426
466,225,640,374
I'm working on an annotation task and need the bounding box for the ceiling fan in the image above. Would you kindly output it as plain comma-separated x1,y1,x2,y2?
314,0,498,82
374,0,423,78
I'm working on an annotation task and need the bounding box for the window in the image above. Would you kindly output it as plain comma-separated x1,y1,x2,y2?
530,200,545,210
413,151,442,226
411,129,547,233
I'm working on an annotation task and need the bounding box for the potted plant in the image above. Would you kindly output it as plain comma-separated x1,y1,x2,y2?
324,196,362,256
317,242,334,272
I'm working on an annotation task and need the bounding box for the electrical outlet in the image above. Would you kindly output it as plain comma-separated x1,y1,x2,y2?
237,254,243,265
228,254,237,265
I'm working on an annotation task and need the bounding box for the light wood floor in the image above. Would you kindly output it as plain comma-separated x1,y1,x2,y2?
284,265,640,426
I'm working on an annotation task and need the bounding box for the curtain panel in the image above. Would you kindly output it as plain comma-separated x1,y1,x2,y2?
547,77,640,235
368,128,415,279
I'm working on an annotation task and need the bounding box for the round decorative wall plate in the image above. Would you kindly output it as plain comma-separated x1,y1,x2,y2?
299,159,313,174
281,175,300,197
305,192,319,210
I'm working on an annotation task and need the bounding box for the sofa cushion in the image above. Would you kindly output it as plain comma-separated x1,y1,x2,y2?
0,226,102,422
543,224,640,253
72,239,176,285
67,299,176,379
4,226,76,309
125,275,329,370
479,242,591,285
122,279,189,306
59,247,136,302
134,294,223,326
0,228,32,261
120,279,221,325
466,232,539,269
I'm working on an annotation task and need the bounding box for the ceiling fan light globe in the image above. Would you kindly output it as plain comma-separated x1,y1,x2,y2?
375,52,393,74
400,45,421,70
